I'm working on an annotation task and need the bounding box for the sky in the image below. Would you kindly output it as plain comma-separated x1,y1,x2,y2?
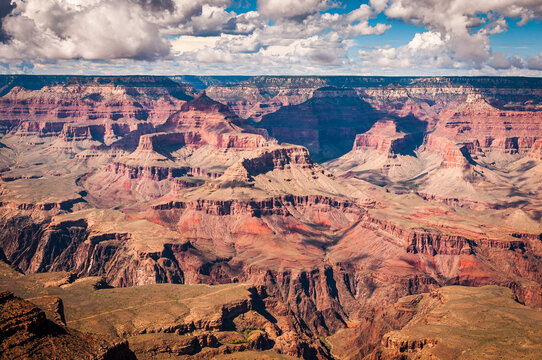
0,0,541,76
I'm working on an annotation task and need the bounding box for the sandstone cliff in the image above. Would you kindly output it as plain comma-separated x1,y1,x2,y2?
0,75,542,360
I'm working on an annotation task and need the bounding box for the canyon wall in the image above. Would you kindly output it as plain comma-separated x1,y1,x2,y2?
0,75,541,359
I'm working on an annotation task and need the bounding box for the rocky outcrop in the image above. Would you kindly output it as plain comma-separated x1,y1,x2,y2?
0,291,135,360
137,92,274,152
154,194,356,216
255,87,385,162
0,76,193,125
352,120,414,155
129,333,221,359
60,123,106,142
220,145,315,181
107,162,221,181
367,286,542,359
134,130,269,153
0,213,187,286
363,213,527,255
416,193,504,210
30,296,66,325
423,134,474,168
433,93,542,156
529,139,542,160
0,197,85,212
12,121,66,138
242,146,314,173
382,334,438,351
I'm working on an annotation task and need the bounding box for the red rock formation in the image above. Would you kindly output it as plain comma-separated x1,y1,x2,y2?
0,291,135,359
205,76,326,120
109,162,221,181
529,139,542,160
150,92,272,150
231,145,315,179
134,130,269,153
153,194,356,216
423,134,473,168
433,93,542,156
353,120,412,154
255,87,385,162
1,75,542,360
0,77,192,126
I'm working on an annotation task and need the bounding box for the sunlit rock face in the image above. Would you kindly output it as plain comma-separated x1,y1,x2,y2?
1,75,542,360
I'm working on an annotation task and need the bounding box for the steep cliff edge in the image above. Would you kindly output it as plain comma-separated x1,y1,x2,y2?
1,76,542,360
0,267,331,359
367,286,542,360
254,87,386,162
325,91,542,209
352,120,412,154
432,93,542,156
0,291,135,360
0,76,193,126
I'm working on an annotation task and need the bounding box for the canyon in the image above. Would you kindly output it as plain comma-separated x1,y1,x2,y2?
0,75,541,359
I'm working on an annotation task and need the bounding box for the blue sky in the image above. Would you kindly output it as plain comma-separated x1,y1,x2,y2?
0,0,541,75
492,19,542,57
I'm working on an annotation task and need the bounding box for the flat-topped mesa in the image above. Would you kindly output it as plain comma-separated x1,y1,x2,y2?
59,123,106,143
423,134,474,169
352,120,412,154
108,162,222,181
153,194,356,216
222,145,315,181
242,145,314,173
133,130,270,155
434,93,542,155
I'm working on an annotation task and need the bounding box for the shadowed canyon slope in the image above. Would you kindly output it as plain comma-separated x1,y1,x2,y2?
0,75,541,359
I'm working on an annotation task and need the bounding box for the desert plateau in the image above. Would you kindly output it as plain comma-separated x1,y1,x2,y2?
0,75,541,359
2,0,542,358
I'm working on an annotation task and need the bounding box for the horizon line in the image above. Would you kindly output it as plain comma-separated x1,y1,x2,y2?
1,74,542,79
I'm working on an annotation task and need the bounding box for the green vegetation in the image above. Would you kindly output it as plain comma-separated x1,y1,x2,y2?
225,338,249,345
406,182,419,190
319,336,332,352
